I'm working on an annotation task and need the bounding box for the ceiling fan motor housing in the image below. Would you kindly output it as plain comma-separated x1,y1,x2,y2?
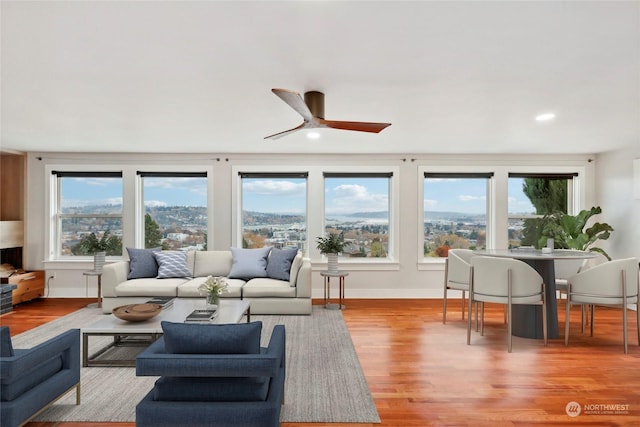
304,91,325,119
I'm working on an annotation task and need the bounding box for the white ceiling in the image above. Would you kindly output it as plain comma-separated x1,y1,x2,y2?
1,1,639,155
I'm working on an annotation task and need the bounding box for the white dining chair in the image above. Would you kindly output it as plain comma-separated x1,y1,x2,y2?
467,256,547,353
555,252,608,331
443,249,473,324
564,257,639,354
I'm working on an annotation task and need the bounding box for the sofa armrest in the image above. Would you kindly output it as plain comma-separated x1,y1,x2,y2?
136,325,286,378
294,258,312,298
102,261,130,298
0,329,80,383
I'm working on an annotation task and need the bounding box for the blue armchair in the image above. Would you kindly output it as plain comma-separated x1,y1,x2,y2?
136,321,285,427
0,326,81,427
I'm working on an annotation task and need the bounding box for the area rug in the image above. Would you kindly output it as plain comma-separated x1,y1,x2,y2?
11,306,380,423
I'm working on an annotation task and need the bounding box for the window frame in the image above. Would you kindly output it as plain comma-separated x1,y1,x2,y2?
232,166,310,253
49,169,124,260
320,168,399,265
422,171,493,259
507,172,580,248
419,167,494,265
136,170,210,251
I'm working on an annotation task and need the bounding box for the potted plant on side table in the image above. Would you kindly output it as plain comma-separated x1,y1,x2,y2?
71,230,122,272
316,233,345,273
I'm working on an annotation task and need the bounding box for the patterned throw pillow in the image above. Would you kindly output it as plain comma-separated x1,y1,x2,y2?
153,251,192,279
126,247,160,279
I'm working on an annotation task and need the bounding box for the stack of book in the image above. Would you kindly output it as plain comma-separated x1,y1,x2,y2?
184,309,218,323
146,297,174,310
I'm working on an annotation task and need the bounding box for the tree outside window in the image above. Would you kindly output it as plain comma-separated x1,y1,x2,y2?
508,174,574,247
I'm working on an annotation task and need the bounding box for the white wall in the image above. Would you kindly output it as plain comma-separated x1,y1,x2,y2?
24,151,597,299
595,147,640,261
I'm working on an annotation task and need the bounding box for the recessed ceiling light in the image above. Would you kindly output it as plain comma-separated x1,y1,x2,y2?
535,113,556,122
307,131,320,139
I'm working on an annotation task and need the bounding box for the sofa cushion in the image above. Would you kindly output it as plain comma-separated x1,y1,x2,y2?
288,253,303,287
0,326,13,357
193,251,233,277
228,247,271,280
177,277,245,298
266,247,299,281
127,247,160,279
154,251,192,278
152,376,270,402
115,278,185,297
242,278,297,298
161,321,262,354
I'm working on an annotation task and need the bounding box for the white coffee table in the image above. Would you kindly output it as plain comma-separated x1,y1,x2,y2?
82,299,251,367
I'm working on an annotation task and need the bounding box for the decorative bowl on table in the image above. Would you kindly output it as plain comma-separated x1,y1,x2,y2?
113,303,162,322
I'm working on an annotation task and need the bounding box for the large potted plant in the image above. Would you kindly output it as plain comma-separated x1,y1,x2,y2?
316,233,345,273
537,206,614,260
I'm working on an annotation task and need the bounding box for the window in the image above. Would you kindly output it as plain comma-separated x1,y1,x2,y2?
423,173,492,257
138,172,208,251
323,173,391,259
53,171,123,257
239,172,307,250
508,173,576,248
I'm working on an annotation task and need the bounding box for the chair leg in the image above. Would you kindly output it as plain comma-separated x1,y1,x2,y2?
590,305,595,337
507,281,513,353
461,290,466,320
76,383,81,405
507,302,512,353
565,287,571,347
622,277,628,354
480,302,485,336
623,304,628,354
542,283,548,347
466,296,473,346
636,302,640,347
443,287,448,324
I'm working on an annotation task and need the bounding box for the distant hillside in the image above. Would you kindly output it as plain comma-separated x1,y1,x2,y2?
346,211,486,221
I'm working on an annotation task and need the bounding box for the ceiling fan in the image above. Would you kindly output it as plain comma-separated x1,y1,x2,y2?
265,88,391,140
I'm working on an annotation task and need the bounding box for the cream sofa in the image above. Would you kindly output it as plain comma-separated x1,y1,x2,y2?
101,250,312,315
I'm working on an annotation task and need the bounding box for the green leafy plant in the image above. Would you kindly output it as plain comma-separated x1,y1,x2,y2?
71,230,122,256
537,206,614,260
316,233,345,254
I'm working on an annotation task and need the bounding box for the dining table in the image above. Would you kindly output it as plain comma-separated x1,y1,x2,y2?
471,248,597,340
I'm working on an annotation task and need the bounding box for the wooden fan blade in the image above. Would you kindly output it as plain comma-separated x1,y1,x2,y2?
321,119,391,134
271,88,314,122
264,122,307,140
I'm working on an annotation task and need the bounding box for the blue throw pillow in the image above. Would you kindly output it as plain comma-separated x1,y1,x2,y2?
0,326,14,357
228,247,271,280
127,247,160,279
266,247,299,281
153,251,192,279
161,321,262,354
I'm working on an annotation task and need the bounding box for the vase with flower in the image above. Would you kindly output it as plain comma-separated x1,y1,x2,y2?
198,276,228,307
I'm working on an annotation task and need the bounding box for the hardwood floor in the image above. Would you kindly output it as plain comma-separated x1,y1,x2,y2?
2,298,640,426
